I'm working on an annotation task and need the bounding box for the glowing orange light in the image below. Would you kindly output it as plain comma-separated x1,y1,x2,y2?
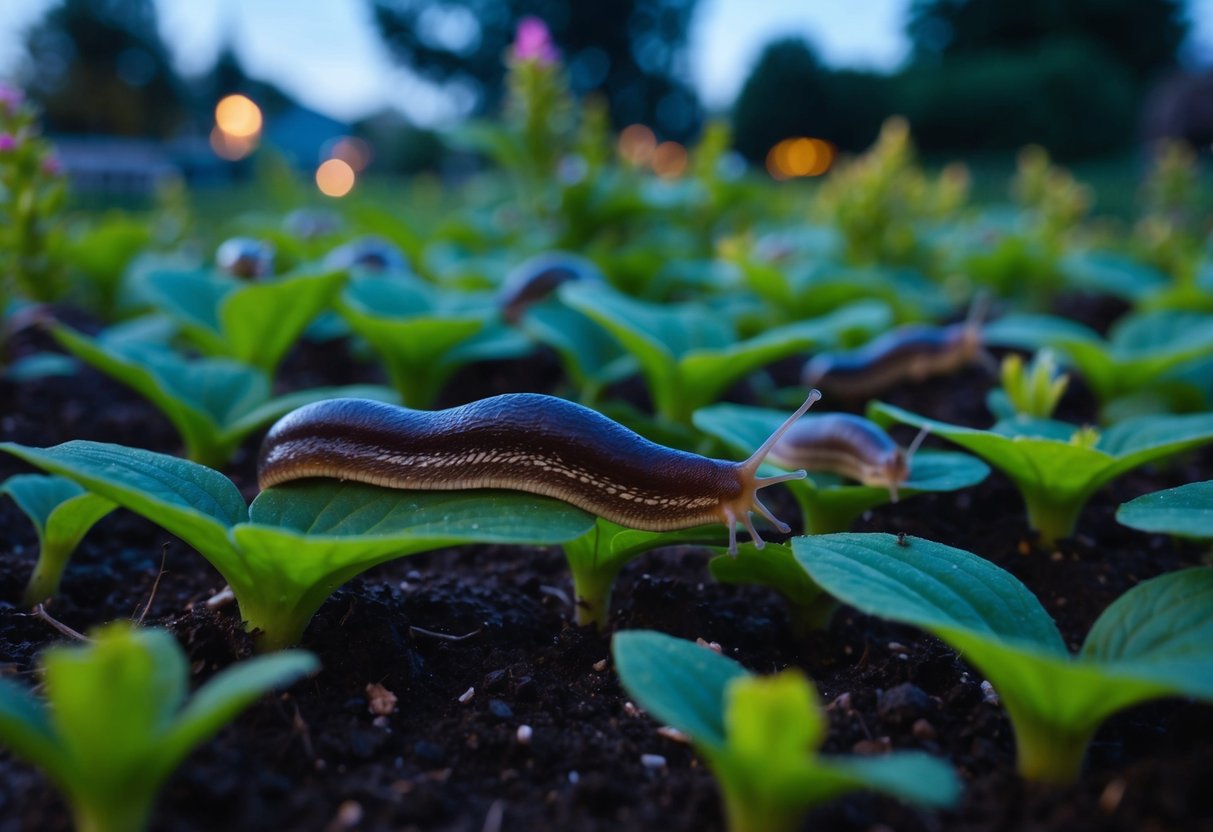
215,94,262,138
618,124,657,166
330,136,373,172
316,158,355,197
766,137,835,180
651,141,688,179
210,125,257,161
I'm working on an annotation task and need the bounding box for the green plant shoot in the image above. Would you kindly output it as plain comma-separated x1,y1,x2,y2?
871,401,1213,546
0,622,316,832
995,349,1069,419
695,403,988,533
1117,480,1213,539
0,440,596,650
561,281,890,424
793,533,1213,785
562,518,727,628
134,267,345,377
51,324,397,467
1,473,115,605
613,630,958,832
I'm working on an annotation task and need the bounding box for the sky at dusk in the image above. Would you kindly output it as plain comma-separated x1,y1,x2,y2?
0,0,1211,126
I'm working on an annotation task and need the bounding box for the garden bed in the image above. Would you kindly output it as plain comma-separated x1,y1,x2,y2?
2,303,1211,832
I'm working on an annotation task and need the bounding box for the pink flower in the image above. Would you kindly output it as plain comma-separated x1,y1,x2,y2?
0,133,17,153
512,16,559,65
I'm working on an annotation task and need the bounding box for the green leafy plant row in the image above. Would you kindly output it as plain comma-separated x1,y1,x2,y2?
0,441,594,650
792,533,1213,784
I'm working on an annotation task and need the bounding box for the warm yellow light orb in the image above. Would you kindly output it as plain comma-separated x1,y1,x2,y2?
215,95,262,138
316,158,356,197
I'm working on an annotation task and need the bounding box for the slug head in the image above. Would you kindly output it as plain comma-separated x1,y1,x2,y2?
719,389,821,555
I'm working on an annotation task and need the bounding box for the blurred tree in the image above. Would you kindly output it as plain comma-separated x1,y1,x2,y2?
367,0,702,139
731,38,888,163
21,0,187,137
907,0,1188,83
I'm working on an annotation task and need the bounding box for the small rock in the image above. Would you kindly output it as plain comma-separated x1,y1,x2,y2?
592,659,608,672
980,680,1000,705
641,754,667,769
852,737,892,755
829,692,853,712
1099,778,1127,814
458,686,475,704
488,699,514,720
412,740,445,765
516,725,533,744
695,638,722,653
482,669,508,692
331,800,363,829
656,726,689,744
623,701,642,718
877,683,933,725
912,718,937,741
365,682,398,716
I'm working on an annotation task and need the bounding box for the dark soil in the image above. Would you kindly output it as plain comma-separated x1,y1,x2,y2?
2,298,1212,832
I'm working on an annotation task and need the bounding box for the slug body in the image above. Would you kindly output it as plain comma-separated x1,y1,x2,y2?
258,392,820,553
497,253,604,323
768,413,910,501
216,237,274,280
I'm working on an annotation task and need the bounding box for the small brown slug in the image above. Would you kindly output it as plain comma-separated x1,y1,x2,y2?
258,390,822,554
767,413,927,502
497,253,604,324
802,296,990,399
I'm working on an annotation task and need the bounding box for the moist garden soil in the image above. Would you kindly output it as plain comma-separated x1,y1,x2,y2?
1,297,1211,832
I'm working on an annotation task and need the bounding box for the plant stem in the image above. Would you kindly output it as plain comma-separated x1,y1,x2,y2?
20,541,70,606
72,795,154,832
1021,491,1085,548
569,556,624,629
1005,701,1094,786
717,780,803,832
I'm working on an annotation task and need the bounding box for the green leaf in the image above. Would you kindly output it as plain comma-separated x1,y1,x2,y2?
1061,251,1169,302
0,440,246,570
709,542,826,614
793,533,1066,653
1081,567,1213,696
826,753,960,808
141,269,345,375
0,677,65,783
612,630,748,750
1117,481,1213,538
1,474,117,603
523,303,637,396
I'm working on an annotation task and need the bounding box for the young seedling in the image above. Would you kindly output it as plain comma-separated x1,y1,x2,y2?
0,441,596,650
51,324,396,467
563,518,727,628
707,542,836,633
1117,480,1213,538
0,622,316,832
613,630,958,832
1,474,115,605
792,533,1213,785
984,309,1213,417
870,402,1213,546
339,275,525,407
991,348,1069,420
695,403,988,534
560,281,890,425
134,266,345,377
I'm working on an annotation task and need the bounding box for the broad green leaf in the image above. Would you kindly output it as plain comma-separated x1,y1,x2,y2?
141,269,345,375
523,304,638,395
612,630,747,750
1060,251,1168,301
827,753,960,808
1081,567,1213,696
1117,481,1213,538
792,533,1066,653
982,312,1100,352
725,669,824,760
4,352,77,382
709,542,825,608
0,440,246,565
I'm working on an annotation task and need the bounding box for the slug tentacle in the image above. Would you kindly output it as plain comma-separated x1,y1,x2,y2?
258,391,821,555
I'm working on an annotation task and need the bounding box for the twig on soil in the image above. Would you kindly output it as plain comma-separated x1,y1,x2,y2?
409,624,482,642
136,544,169,625
30,604,91,642
291,700,316,760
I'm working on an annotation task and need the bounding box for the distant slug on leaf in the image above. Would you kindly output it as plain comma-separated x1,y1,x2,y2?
767,413,927,502
258,391,822,554
803,295,990,399
497,252,604,324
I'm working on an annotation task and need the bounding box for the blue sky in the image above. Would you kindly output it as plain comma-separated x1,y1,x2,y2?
1,0,1211,125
